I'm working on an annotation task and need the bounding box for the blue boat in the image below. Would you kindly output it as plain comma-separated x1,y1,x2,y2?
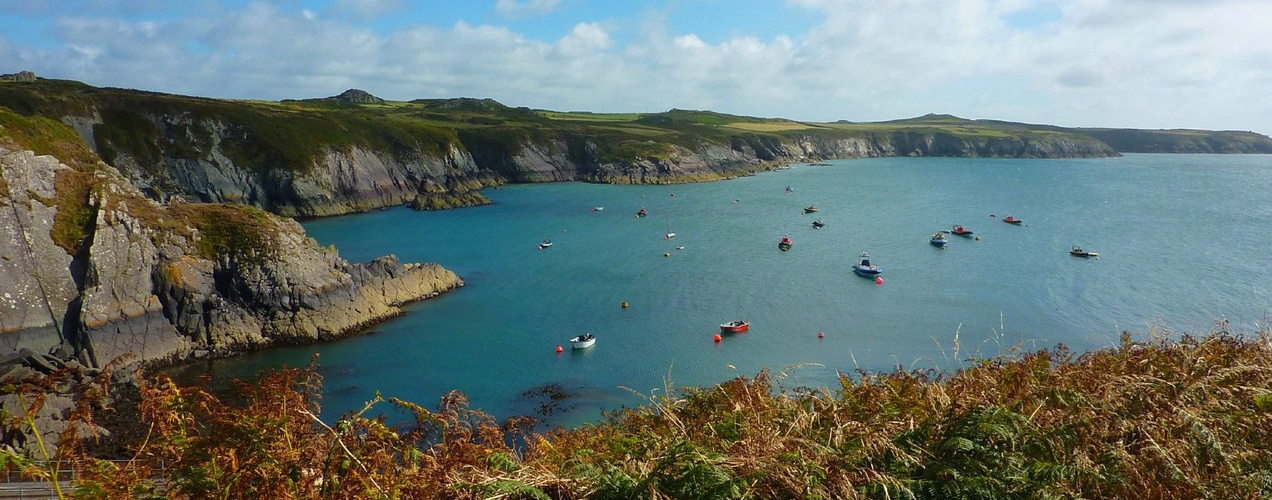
930,232,948,247
852,251,882,276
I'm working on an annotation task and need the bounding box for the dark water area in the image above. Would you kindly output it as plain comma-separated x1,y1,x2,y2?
172,154,1272,428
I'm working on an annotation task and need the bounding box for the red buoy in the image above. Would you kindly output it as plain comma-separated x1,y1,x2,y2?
818,331,825,338
713,334,722,342
875,276,884,285
555,345,563,353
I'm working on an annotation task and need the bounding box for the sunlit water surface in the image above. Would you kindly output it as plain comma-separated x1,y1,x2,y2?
170,154,1272,427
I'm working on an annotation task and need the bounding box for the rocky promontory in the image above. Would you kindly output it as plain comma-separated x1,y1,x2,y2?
0,145,462,369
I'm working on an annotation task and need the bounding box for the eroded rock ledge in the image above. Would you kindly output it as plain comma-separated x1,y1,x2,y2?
0,147,463,368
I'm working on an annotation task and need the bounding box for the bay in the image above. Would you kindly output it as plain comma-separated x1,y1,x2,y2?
176,154,1272,427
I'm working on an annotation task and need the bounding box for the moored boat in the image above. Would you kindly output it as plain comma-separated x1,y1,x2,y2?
803,205,819,214
539,239,553,248
930,232,948,247
592,206,604,212
778,236,793,251
569,333,596,349
1070,245,1099,258
812,219,825,229
852,251,882,276
1003,215,1022,224
636,207,647,218
951,224,973,236
720,320,750,333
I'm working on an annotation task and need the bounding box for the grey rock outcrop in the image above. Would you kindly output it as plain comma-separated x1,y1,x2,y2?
94,112,491,217
0,150,79,356
0,71,36,83
332,89,384,104
0,146,464,368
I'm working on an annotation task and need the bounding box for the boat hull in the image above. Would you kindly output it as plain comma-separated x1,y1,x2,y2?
570,336,596,349
853,266,882,276
720,322,750,333
930,239,947,247
778,243,792,251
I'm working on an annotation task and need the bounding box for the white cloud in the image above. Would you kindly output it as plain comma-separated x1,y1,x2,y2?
494,0,562,19
1,0,1269,133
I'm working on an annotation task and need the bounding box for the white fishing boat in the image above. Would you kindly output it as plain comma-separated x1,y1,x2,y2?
570,333,596,349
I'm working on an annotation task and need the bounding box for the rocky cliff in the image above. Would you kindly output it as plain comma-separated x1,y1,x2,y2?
0,146,463,368
784,131,1117,159
0,79,1136,221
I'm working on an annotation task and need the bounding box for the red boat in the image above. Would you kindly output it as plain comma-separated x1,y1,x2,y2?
778,236,793,251
951,224,974,236
720,320,750,333
1002,215,1023,225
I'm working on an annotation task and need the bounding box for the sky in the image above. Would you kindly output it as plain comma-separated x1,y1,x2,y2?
1,0,1270,134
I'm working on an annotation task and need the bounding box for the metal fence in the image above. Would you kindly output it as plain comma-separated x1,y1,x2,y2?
0,460,163,499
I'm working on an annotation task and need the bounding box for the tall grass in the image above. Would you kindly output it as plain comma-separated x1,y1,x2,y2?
4,327,1270,498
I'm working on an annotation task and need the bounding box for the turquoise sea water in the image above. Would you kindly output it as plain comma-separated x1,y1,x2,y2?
179,154,1272,426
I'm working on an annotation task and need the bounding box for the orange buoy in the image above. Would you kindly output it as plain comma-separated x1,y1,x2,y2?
713,334,722,342
875,276,884,285
555,345,563,353
818,331,825,338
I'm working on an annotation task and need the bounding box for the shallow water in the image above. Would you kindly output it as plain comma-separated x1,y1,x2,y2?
176,154,1272,427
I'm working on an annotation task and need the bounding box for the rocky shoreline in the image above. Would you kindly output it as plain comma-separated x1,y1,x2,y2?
1,147,465,367
1,146,468,456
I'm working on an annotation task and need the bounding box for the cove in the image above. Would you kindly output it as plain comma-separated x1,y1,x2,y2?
173,154,1272,428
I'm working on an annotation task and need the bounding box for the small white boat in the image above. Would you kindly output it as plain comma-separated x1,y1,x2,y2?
664,215,676,239
570,333,596,349
592,206,604,212
539,239,553,248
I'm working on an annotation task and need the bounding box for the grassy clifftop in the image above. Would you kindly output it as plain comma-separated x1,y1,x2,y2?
0,78,1133,175
3,78,1267,221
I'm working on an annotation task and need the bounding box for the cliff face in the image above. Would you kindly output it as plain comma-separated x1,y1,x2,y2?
1079,129,1272,154
75,111,494,217
0,147,463,368
0,80,1139,221
48,102,1113,219
786,132,1118,159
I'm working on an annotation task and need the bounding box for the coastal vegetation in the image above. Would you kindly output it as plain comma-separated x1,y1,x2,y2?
5,76,1269,220
3,327,1269,498
1,105,280,261
3,78,1267,186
